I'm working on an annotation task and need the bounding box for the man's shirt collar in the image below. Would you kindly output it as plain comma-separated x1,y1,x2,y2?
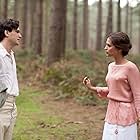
0,43,14,57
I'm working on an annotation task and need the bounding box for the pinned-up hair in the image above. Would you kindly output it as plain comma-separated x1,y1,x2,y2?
108,32,132,56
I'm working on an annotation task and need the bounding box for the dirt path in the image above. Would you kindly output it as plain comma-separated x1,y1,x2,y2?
40,95,106,140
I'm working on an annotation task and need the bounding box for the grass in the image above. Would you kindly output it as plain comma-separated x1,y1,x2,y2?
13,87,61,140
13,87,90,140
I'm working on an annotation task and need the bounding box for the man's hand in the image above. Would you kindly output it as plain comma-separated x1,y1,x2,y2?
0,88,8,108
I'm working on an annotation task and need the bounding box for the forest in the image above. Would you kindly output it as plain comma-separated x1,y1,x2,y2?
1,0,140,139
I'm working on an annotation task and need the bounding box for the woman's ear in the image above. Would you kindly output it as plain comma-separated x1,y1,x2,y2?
118,49,122,55
4,30,9,37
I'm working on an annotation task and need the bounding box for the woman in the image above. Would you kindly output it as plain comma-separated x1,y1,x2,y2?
83,32,140,140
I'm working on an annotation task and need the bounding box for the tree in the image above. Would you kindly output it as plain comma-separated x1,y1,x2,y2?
30,0,36,48
32,0,43,55
47,0,67,66
138,4,140,52
129,7,133,40
1,0,8,19
137,2,140,52
0,0,2,18
83,0,89,49
61,0,67,57
14,0,19,19
22,0,30,48
96,0,102,50
125,0,129,33
42,0,49,53
117,0,121,31
104,0,113,42
73,0,78,50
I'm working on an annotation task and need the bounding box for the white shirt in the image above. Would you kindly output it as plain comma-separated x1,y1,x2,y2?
0,43,19,96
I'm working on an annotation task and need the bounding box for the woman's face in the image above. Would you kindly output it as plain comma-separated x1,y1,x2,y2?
104,37,121,57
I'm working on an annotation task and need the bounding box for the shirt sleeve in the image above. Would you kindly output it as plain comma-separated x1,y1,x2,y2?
0,58,7,91
96,87,109,97
128,64,140,118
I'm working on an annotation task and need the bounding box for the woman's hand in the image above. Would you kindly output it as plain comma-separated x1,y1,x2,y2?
137,118,140,124
83,76,96,91
83,76,89,84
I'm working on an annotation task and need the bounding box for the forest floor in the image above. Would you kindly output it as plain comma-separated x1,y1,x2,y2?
14,50,140,139
39,94,106,140
40,94,140,140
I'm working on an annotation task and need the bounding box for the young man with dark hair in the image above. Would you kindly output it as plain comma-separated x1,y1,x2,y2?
0,18,22,140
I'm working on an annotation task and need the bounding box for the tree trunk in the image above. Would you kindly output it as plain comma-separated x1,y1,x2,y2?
47,0,67,66
117,0,121,31
125,0,129,33
129,7,133,40
22,0,28,48
138,3,140,53
104,0,113,42
2,0,8,19
42,0,49,53
96,0,102,50
14,0,18,19
32,0,43,55
73,0,78,50
0,0,2,18
83,0,89,49
61,0,67,58
30,0,36,48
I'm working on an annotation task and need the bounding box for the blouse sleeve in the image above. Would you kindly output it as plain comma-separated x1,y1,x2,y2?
96,87,109,97
128,64,140,118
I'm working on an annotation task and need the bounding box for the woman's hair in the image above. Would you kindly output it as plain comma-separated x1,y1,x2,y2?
0,19,19,41
108,32,132,56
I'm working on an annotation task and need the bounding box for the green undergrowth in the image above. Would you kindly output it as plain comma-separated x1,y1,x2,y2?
16,49,140,106
16,49,106,105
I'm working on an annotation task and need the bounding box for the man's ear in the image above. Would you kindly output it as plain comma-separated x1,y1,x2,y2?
4,30,9,37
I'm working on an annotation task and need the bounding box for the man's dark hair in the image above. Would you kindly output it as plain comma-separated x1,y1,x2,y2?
0,19,19,41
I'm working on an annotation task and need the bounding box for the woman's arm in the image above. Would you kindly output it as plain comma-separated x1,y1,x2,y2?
83,76,109,97
128,65,140,120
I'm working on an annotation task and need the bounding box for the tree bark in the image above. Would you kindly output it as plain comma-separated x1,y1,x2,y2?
2,0,8,19
47,0,67,66
96,0,102,50
73,0,78,50
83,0,89,49
125,0,129,33
117,0,121,31
104,0,113,42
32,0,43,55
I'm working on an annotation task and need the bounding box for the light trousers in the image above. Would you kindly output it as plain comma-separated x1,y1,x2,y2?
0,95,17,140
102,122,138,140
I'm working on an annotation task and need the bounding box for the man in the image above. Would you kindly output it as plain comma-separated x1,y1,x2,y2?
0,19,22,140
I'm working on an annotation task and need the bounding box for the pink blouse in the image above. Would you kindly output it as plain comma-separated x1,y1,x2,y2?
96,61,140,126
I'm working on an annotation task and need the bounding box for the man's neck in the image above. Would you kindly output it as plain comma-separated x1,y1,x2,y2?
1,40,12,54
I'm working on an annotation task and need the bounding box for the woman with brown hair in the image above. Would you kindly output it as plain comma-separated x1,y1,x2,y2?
83,32,140,140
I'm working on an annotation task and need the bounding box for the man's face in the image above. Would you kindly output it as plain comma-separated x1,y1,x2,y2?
8,27,22,46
